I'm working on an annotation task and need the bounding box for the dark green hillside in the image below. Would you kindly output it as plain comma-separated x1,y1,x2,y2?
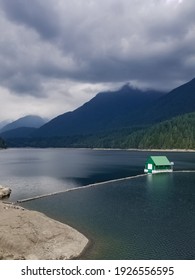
0,137,7,149
125,112,195,149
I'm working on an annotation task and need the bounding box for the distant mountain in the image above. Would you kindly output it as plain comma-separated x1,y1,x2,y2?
34,85,165,138
1,115,47,133
0,120,10,130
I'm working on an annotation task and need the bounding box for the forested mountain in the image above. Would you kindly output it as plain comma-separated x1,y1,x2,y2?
5,113,195,149
33,85,164,137
33,78,195,138
53,112,195,149
1,78,195,149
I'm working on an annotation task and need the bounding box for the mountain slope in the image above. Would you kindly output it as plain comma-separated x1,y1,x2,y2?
0,127,37,139
34,85,164,137
2,78,195,149
33,78,195,139
1,115,47,133
143,77,195,123
0,120,10,130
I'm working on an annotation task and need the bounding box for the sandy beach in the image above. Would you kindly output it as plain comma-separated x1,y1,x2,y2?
0,202,88,260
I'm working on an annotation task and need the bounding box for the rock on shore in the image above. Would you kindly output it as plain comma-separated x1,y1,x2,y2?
0,202,88,260
0,186,11,199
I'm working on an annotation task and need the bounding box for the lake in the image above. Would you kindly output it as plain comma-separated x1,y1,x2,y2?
0,148,195,259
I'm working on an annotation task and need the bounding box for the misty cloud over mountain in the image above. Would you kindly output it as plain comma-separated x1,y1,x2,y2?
0,0,195,120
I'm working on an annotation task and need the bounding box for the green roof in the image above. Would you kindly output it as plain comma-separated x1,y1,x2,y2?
149,156,171,166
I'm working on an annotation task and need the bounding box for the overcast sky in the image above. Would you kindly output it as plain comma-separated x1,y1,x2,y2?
0,0,195,121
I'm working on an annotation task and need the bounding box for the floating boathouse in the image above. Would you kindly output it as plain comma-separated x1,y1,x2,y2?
144,156,173,174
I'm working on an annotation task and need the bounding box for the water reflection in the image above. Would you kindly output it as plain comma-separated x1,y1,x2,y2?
146,173,173,192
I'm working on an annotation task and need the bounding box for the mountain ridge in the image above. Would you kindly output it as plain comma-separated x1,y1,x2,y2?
142,77,195,123
33,78,195,138
0,78,195,149
33,85,165,137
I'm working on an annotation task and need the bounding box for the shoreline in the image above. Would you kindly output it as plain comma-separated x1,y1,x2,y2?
93,148,195,153
3,147,195,152
0,201,89,260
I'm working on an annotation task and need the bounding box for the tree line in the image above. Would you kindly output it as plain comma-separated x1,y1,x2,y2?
0,137,7,149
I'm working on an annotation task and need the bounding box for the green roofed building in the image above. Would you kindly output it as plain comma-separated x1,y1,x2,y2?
144,156,174,174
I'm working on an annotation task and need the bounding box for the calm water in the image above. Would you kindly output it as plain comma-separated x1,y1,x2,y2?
0,148,195,259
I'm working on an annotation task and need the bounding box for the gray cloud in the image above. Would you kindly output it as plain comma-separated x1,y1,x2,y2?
0,0,195,119
0,0,60,39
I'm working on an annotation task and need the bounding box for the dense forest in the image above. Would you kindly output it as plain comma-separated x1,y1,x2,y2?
0,138,7,149
125,112,195,149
